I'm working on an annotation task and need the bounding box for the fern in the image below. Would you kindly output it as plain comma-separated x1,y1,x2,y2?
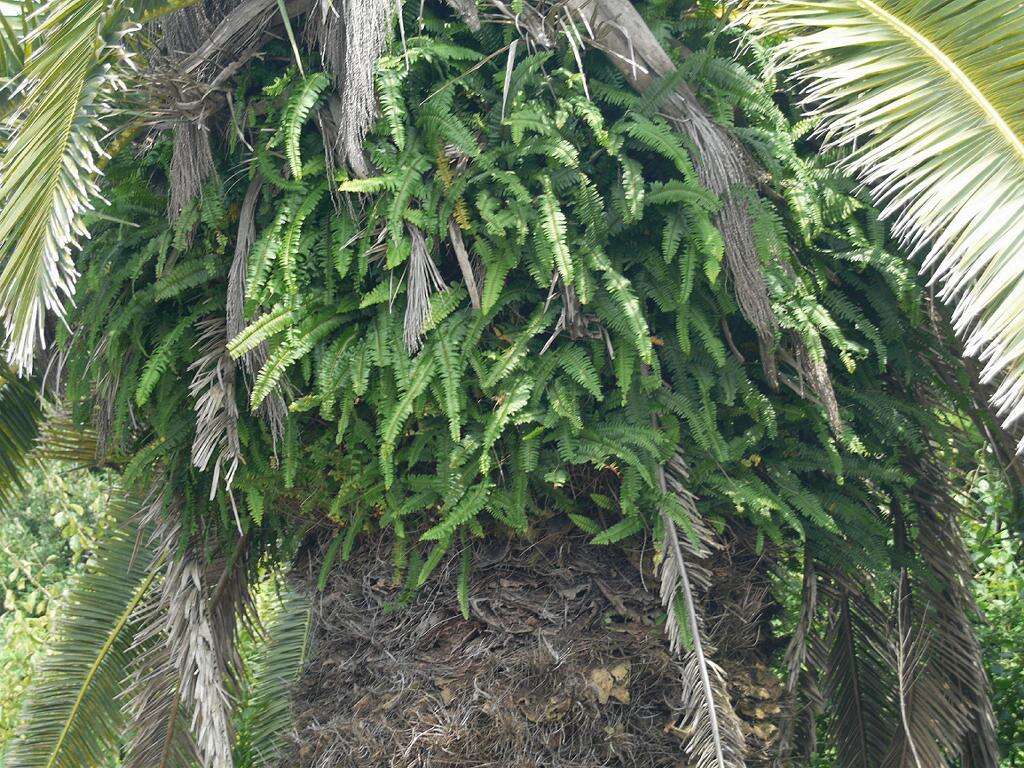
136,313,197,406
228,305,296,359
433,324,466,440
479,378,533,474
282,71,330,179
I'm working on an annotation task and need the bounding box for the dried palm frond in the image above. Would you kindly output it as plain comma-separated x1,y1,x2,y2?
189,316,243,501
443,0,480,31
167,120,216,224
448,220,480,310
125,500,241,768
555,0,852,420
404,223,447,353
207,533,258,693
793,338,843,435
225,174,286,446
160,4,212,57
122,621,200,768
888,568,935,768
227,176,262,348
313,0,394,176
160,7,220,227
677,656,748,768
32,408,104,467
657,453,746,768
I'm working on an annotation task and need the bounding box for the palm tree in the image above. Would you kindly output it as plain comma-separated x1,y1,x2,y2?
0,2,1019,768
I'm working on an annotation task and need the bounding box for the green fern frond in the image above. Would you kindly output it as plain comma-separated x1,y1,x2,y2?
282,71,330,179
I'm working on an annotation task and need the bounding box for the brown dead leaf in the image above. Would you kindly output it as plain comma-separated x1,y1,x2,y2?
589,666,630,704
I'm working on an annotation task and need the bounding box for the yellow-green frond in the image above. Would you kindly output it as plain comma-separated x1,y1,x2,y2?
0,0,123,374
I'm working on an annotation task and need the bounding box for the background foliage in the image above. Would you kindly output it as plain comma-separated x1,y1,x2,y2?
0,463,113,745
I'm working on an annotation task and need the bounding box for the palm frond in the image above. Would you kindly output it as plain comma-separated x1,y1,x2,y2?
0,2,37,81
189,316,243,500
124,505,239,768
824,589,897,768
124,496,254,768
233,584,312,768
0,364,41,503
0,0,125,373
3,493,162,768
314,0,395,176
657,454,747,768
33,409,106,467
405,224,447,354
744,0,1024,437
122,622,200,768
884,459,1000,767
776,549,823,766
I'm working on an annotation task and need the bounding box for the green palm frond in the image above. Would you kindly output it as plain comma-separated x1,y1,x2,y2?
0,364,40,504
0,0,124,374
744,0,1024,435
33,410,106,466
233,585,312,768
3,495,163,768
0,2,34,80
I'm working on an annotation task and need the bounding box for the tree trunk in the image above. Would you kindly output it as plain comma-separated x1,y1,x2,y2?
285,522,783,767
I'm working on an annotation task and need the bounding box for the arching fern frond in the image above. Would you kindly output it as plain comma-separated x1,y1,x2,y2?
233,585,312,768
744,0,1024,437
282,71,330,180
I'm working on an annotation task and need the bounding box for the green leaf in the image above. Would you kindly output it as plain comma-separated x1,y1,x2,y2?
282,72,330,179
433,327,465,441
590,515,643,545
479,378,533,473
421,482,491,541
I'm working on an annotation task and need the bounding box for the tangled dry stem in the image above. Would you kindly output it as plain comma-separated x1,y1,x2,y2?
285,522,782,768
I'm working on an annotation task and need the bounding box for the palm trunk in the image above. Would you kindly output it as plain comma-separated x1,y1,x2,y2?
285,523,783,767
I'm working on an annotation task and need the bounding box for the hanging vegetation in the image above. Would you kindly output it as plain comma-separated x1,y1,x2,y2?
0,1,1021,767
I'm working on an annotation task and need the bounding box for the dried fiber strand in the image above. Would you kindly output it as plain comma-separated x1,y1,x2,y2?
188,317,243,501
404,224,447,353
313,0,395,176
